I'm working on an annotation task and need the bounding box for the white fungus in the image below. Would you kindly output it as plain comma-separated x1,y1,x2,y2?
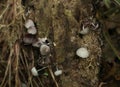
31,67,39,76
25,19,35,29
27,26,37,35
80,26,89,35
76,47,89,58
41,37,47,42
23,35,35,44
32,37,52,47
32,38,43,47
40,44,50,55
40,37,48,44
54,70,62,76
53,42,56,46
32,41,41,47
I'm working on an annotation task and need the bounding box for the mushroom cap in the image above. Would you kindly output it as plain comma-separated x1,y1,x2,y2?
27,26,37,35
41,37,50,45
32,40,41,47
53,42,56,46
54,70,62,76
32,37,50,47
76,47,89,58
38,37,47,44
80,27,89,35
41,37,47,42
40,44,50,55
31,67,39,76
32,38,43,47
25,19,35,29
23,34,36,44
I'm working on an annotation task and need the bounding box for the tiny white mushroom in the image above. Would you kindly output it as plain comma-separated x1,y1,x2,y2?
80,26,89,35
76,47,89,58
32,37,52,47
91,23,99,30
25,19,35,29
32,41,41,47
40,44,50,55
27,26,37,35
41,37,49,44
31,66,48,76
23,34,36,44
32,38,43,47
54,68,62,76
39,37,49,44
31,67,39,76
53,42,56,46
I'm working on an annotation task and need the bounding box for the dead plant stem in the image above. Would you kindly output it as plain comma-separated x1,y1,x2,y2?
48,66,59,87
0,48,13,87
0,5,9,20
103,22,120,60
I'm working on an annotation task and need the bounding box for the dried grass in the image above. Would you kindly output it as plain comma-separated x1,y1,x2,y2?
0,0,58,87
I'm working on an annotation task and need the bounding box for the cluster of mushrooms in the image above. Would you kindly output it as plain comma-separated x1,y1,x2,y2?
22,15,99,76
76,16,99,58
23,19,62,76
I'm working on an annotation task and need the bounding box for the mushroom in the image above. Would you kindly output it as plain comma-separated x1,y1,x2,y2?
27,26,37,35
91,22,99,30
31,67,39,76
54,67,62,76
23,34,36,44
32,38,41,47
40,44,50,56
25,19,35,29
41,37,51,45
41,37,47,42
32,37,49,47
79,25,89,35
76,47,89,58
53,42,56,46
32,37,51,47
31,66,48,76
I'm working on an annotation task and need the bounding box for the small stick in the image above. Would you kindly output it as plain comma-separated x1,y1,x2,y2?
48,66,59,87
0,48,13,87
98,82,106,87
0,5,9,20
38,66,48,72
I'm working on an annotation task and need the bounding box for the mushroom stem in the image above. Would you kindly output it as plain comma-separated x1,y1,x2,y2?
37,66,48,72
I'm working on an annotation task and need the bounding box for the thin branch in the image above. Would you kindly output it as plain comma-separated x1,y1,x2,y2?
0,48,13,87
48,66,59,87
